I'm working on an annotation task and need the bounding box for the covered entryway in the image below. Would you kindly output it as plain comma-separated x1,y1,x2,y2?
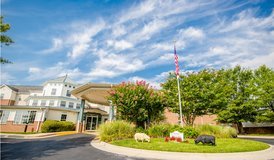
71,83,115,132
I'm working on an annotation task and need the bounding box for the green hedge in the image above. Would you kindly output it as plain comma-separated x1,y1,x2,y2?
146,124,236,138
147,124,199,138
41,120,75,133
99,121,135,142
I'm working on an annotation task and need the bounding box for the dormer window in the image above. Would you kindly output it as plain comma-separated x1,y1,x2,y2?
51,89,57,95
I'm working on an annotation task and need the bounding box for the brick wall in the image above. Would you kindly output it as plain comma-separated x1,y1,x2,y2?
164,109,179,124
0,121,41,132
193,115,218,125
164,109,217,125
0,99,15,106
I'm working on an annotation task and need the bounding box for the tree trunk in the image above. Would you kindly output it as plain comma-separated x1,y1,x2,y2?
236,122,244,134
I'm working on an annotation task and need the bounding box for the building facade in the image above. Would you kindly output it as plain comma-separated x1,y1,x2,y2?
0,76,110,132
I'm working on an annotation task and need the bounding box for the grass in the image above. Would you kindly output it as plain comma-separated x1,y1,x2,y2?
111,138,270,153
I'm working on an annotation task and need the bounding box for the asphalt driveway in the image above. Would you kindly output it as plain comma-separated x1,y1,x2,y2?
1,134,147,160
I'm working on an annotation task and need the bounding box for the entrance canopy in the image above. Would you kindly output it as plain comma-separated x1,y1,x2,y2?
71,83,115,105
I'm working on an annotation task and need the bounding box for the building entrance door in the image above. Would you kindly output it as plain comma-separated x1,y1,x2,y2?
86,116,98,130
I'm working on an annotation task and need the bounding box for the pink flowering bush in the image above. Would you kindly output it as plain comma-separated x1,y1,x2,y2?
108,80,167,128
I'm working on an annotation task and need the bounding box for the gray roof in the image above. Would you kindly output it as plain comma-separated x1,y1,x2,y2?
7,85,43,93
44,75,75,84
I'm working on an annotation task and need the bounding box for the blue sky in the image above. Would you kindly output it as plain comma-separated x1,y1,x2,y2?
1,0,274,87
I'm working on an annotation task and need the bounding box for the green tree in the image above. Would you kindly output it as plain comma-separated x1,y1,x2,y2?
253,65,274,122
1,16,14,64
162,69,223,126
108,81,167,128
217,66,258,133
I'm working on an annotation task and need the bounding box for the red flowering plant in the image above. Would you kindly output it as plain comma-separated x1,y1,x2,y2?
108,80,167,128
165,136,170,142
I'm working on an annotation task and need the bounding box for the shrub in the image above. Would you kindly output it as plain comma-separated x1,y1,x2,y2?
196,124,237,138
170,125,200,138
147,123,173,138
99,121,135,142
135,127,148,134
41,120,75,133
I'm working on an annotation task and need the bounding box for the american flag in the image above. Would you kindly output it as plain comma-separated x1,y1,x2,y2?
174,44,180,77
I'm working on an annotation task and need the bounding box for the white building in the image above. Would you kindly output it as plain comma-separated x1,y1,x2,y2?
0,75,109,132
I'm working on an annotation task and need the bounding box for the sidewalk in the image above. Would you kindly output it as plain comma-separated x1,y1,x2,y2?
0,131,77,139
91,140,274,160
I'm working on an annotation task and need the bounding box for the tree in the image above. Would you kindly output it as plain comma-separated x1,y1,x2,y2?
162,69,224,126
253,65,274,122
217,66,258,133
108,81,167,128
1,16,14,64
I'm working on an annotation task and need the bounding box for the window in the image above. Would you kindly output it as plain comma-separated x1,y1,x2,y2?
66,90,71,97
40,100,46,106
60,101,66,107
76,103,81,109
61,114,67,121
68,102,74,108
18,96,22,101
51,88,57,95
14,111,36,124
0,110,10,124
69,85,71,88
32,100,38,106
0,93,4,99
65,84,67,87
49,100,54,106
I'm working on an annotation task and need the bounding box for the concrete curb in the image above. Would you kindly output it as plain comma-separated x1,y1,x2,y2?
90,140,274,160
238,135,274,139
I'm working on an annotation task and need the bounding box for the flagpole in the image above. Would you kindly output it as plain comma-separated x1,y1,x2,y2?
177,75,183,126
174,41,183,126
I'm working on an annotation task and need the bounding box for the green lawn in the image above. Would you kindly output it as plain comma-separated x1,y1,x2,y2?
111,138,270,153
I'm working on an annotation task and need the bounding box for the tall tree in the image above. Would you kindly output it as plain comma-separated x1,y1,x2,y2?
108,81,167,128
253,65,274,122
1,16,13,64
217,66,258,133
162,69,223,126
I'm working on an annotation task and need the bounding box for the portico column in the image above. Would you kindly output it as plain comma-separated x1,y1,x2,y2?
77,99,85,133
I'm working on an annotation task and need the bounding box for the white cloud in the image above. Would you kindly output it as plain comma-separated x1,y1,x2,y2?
0,72,15,84
112,25,127,37
67,20,106,59
41,38,63,54
232,52,274,69
128,18,171,44
128,71,172,89
26,63,83,82
179,27,205,40
28,67,41,74
107,40,133,50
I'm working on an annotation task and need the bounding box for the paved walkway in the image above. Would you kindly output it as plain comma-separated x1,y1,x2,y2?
91,137,274,160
